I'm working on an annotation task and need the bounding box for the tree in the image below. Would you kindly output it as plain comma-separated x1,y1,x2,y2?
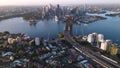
3,31,9,34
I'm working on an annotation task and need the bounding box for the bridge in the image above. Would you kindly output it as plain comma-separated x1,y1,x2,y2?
63,15,120,68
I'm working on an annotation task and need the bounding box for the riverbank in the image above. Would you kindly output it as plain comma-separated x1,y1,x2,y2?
106,13,120,17
81,15,107,24
0,11,120,45
0,13,31,21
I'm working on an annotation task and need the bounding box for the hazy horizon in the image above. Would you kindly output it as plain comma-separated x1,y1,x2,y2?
0,0,120,6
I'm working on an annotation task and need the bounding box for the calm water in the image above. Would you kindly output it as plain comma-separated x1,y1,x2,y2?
0,18,65,38
0,12,120,44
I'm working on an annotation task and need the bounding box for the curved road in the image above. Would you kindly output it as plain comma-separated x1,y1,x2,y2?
64,26,120,68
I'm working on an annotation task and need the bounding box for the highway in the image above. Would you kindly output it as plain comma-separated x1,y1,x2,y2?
64,28,120,68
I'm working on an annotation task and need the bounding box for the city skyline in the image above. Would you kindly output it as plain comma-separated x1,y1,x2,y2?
0,0,120,6
0,0,120,67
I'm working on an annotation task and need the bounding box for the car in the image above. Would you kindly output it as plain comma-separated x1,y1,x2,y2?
83,63,94,68
77,55,84,61
80,60,88,64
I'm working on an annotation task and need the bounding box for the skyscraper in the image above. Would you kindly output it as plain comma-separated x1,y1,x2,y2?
109,44,118,56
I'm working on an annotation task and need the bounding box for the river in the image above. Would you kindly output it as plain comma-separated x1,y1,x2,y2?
0,12,120,44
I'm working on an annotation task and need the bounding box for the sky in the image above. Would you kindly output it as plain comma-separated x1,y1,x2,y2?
0,0,120,6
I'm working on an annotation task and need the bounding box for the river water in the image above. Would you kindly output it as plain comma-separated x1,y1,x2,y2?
0,12,120,44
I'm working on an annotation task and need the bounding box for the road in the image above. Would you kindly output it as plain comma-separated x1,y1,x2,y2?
64,29,120,68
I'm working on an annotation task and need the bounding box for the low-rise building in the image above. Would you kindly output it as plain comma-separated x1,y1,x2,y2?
8,38,13,44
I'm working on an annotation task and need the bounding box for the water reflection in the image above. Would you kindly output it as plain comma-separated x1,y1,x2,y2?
0,12,120,44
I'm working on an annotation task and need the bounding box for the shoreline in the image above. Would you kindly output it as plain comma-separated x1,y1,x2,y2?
105,13,120,17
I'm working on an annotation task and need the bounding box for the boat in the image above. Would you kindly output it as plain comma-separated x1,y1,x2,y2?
28,19,37,25
84,23,88,26
29,19,36,23
76,21,80,25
